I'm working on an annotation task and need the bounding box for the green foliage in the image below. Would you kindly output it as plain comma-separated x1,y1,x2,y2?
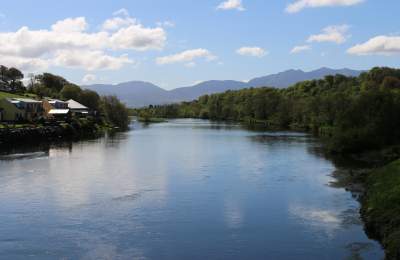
79,89,101,111
0,65,24,93
29,73,70,98
60,84,82,100
137,67,400,153
37,73,68,92
0,91,25,99
363,159,400,259
60,84,101,111
101,95,130,129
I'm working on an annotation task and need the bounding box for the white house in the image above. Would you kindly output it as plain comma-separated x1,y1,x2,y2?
67,99,89,115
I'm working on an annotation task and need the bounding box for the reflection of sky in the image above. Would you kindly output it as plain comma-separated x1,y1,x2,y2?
224,196,243,229
0,119,384,259
289,205,341,238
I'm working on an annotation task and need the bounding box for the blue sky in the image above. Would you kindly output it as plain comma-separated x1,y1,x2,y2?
0,0,399,89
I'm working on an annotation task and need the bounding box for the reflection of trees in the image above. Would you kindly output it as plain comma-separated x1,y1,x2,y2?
104,131,128,149
0,133,114,159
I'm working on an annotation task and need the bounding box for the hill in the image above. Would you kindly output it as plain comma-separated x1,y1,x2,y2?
85,81,170,108
85,67,363,107
248,67,361,88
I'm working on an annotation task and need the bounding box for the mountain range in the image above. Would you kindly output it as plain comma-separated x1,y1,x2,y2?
84,67,362,107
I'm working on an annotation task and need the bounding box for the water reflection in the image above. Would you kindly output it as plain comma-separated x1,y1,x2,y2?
0,119,383,259
0,151,49,161
224,197,244,229
289,205,342,236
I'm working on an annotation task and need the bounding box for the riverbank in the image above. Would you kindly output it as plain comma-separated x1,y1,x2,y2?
137,117,167,123
326,147,400,260
249,124,400,259
0,118,109,146
361,159,400,259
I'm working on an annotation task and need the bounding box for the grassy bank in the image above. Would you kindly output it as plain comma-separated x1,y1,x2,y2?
0,91,38,99
0,91,24,99
362,159,400,259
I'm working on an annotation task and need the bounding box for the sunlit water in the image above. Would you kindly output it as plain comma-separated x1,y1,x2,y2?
0,119,383,259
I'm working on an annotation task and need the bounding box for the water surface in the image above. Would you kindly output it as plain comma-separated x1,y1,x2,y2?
0,119,383,259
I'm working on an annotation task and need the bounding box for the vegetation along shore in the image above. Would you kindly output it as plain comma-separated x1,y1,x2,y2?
135,67,400,259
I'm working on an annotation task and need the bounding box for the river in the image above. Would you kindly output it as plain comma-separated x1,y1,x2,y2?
0,119,384,259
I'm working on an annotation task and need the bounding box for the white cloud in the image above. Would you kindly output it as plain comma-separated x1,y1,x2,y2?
54,50,132,71
110,24,166,51
102,16,136,31
0,55,49,71
0,26,109,58
347,35,400,56
236,46,267,57
51,17,88,32
102,10,166,50
156,49,217,65
217,0,245,11
307,25,350,44
290,45,312,54
0,14,166,72
286,0,364,13
82,74,97,83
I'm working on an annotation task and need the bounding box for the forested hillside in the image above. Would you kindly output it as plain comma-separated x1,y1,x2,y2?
136,67,400,153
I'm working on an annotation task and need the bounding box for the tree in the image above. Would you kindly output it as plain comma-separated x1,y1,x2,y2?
381,76,400,90
33,73,69,97
78,89,100,110
0,66,9,87
101,95,130,129
0,66,24,92
60,84,82,100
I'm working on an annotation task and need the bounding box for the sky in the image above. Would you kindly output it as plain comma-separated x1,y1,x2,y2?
0,0,399,89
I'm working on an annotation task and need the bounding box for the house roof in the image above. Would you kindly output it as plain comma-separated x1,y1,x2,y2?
67,99,88,110
48,109,70,115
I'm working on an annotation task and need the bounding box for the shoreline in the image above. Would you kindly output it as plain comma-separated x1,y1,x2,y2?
0,121,109,147
322,148,400,260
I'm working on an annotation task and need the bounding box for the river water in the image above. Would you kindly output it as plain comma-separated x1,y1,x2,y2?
0,119,384,259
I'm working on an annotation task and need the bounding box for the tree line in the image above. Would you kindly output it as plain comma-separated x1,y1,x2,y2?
0,65,129,129
0,65,24,93
135,67,400,153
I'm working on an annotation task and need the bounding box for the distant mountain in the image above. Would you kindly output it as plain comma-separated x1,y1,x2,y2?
248,67,362,88
169,80,248,101
84,68,363,107
85,81,170,108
